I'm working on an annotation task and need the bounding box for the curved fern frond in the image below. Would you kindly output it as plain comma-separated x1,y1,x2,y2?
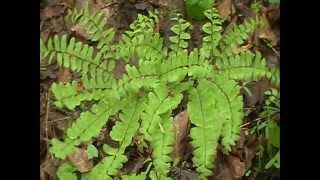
219,17,260,57
200,7,223,60
51,81,106,110
50,93,121,159
140,83,183,141
205,76,243,152
169,14,192,52
215,51,271,82
40,35,116,90
87,95,145,179
187,79,225,179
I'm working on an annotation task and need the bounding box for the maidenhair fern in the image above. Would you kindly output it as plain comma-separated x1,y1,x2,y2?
41,1,279,179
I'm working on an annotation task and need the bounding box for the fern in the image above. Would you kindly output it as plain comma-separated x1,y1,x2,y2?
87,95,145,179
40,2,279,179
116,11,164,62
200,7,223,60
65,2,115,51
56,163,77,180
187,79,225,178
50,92,121,159
51,81,106,110
169,14,192,52
219,17,260,58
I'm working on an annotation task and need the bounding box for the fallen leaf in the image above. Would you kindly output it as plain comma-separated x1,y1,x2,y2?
70,24,91,41
41,5,66,20
217,0,235,20
135,2,151,10
113,60,127,79
172,111,190,164
256,16,278,46
244,79,272,107
67,147,93,173
57,68,72,83
40,157,60,178
213,152,237,180
226,155,246,179
244,135,261,168
171,166,197,180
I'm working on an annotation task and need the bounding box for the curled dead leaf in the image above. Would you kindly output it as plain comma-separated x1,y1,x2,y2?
113,60,127,79
256,16,278,46
227,155,246,179
57,68,72,83
217,0,235,20
172,111,189,164
67,147,93,173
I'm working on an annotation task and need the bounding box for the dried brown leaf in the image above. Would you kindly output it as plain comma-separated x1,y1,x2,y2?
226,155,246,179
57,68,72,83
244,79,272,107
256,16,278,46
172,111,190,163
113,60,127,79
217,0,235,20
40,157,60,178
67,147,93,173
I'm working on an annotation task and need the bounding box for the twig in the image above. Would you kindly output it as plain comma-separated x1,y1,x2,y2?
48,116,71,124
45,91,50,140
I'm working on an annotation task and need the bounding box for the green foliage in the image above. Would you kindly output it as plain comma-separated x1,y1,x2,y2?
200,7,223,60
268,0,280,5
250,0,263,14
56,163,77,180
248,88,280,176
219,17,260,58
186,0,215,20
87,144,98,159
188,79,225,178
40,1,279,179
170,14,192,52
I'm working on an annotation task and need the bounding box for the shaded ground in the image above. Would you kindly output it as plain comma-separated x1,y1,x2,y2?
40,0,280,179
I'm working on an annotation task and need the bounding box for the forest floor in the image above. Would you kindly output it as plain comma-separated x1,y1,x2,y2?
40,0,280,179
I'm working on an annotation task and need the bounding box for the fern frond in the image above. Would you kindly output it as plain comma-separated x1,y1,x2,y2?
140,83,183,140
40,35,116,90
116,11,164,62
169,14,192,52
50,93,121,159
219,17,260,57
149,112,175,180
205,76,244,152
122,174,147,180
200,7,223,60
56,163,77,180
51,81,106,110
215,51,271,82
65,2,115,46
266,67,280,86
87,95,145,179
187,79,225,179
118,49,211,94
